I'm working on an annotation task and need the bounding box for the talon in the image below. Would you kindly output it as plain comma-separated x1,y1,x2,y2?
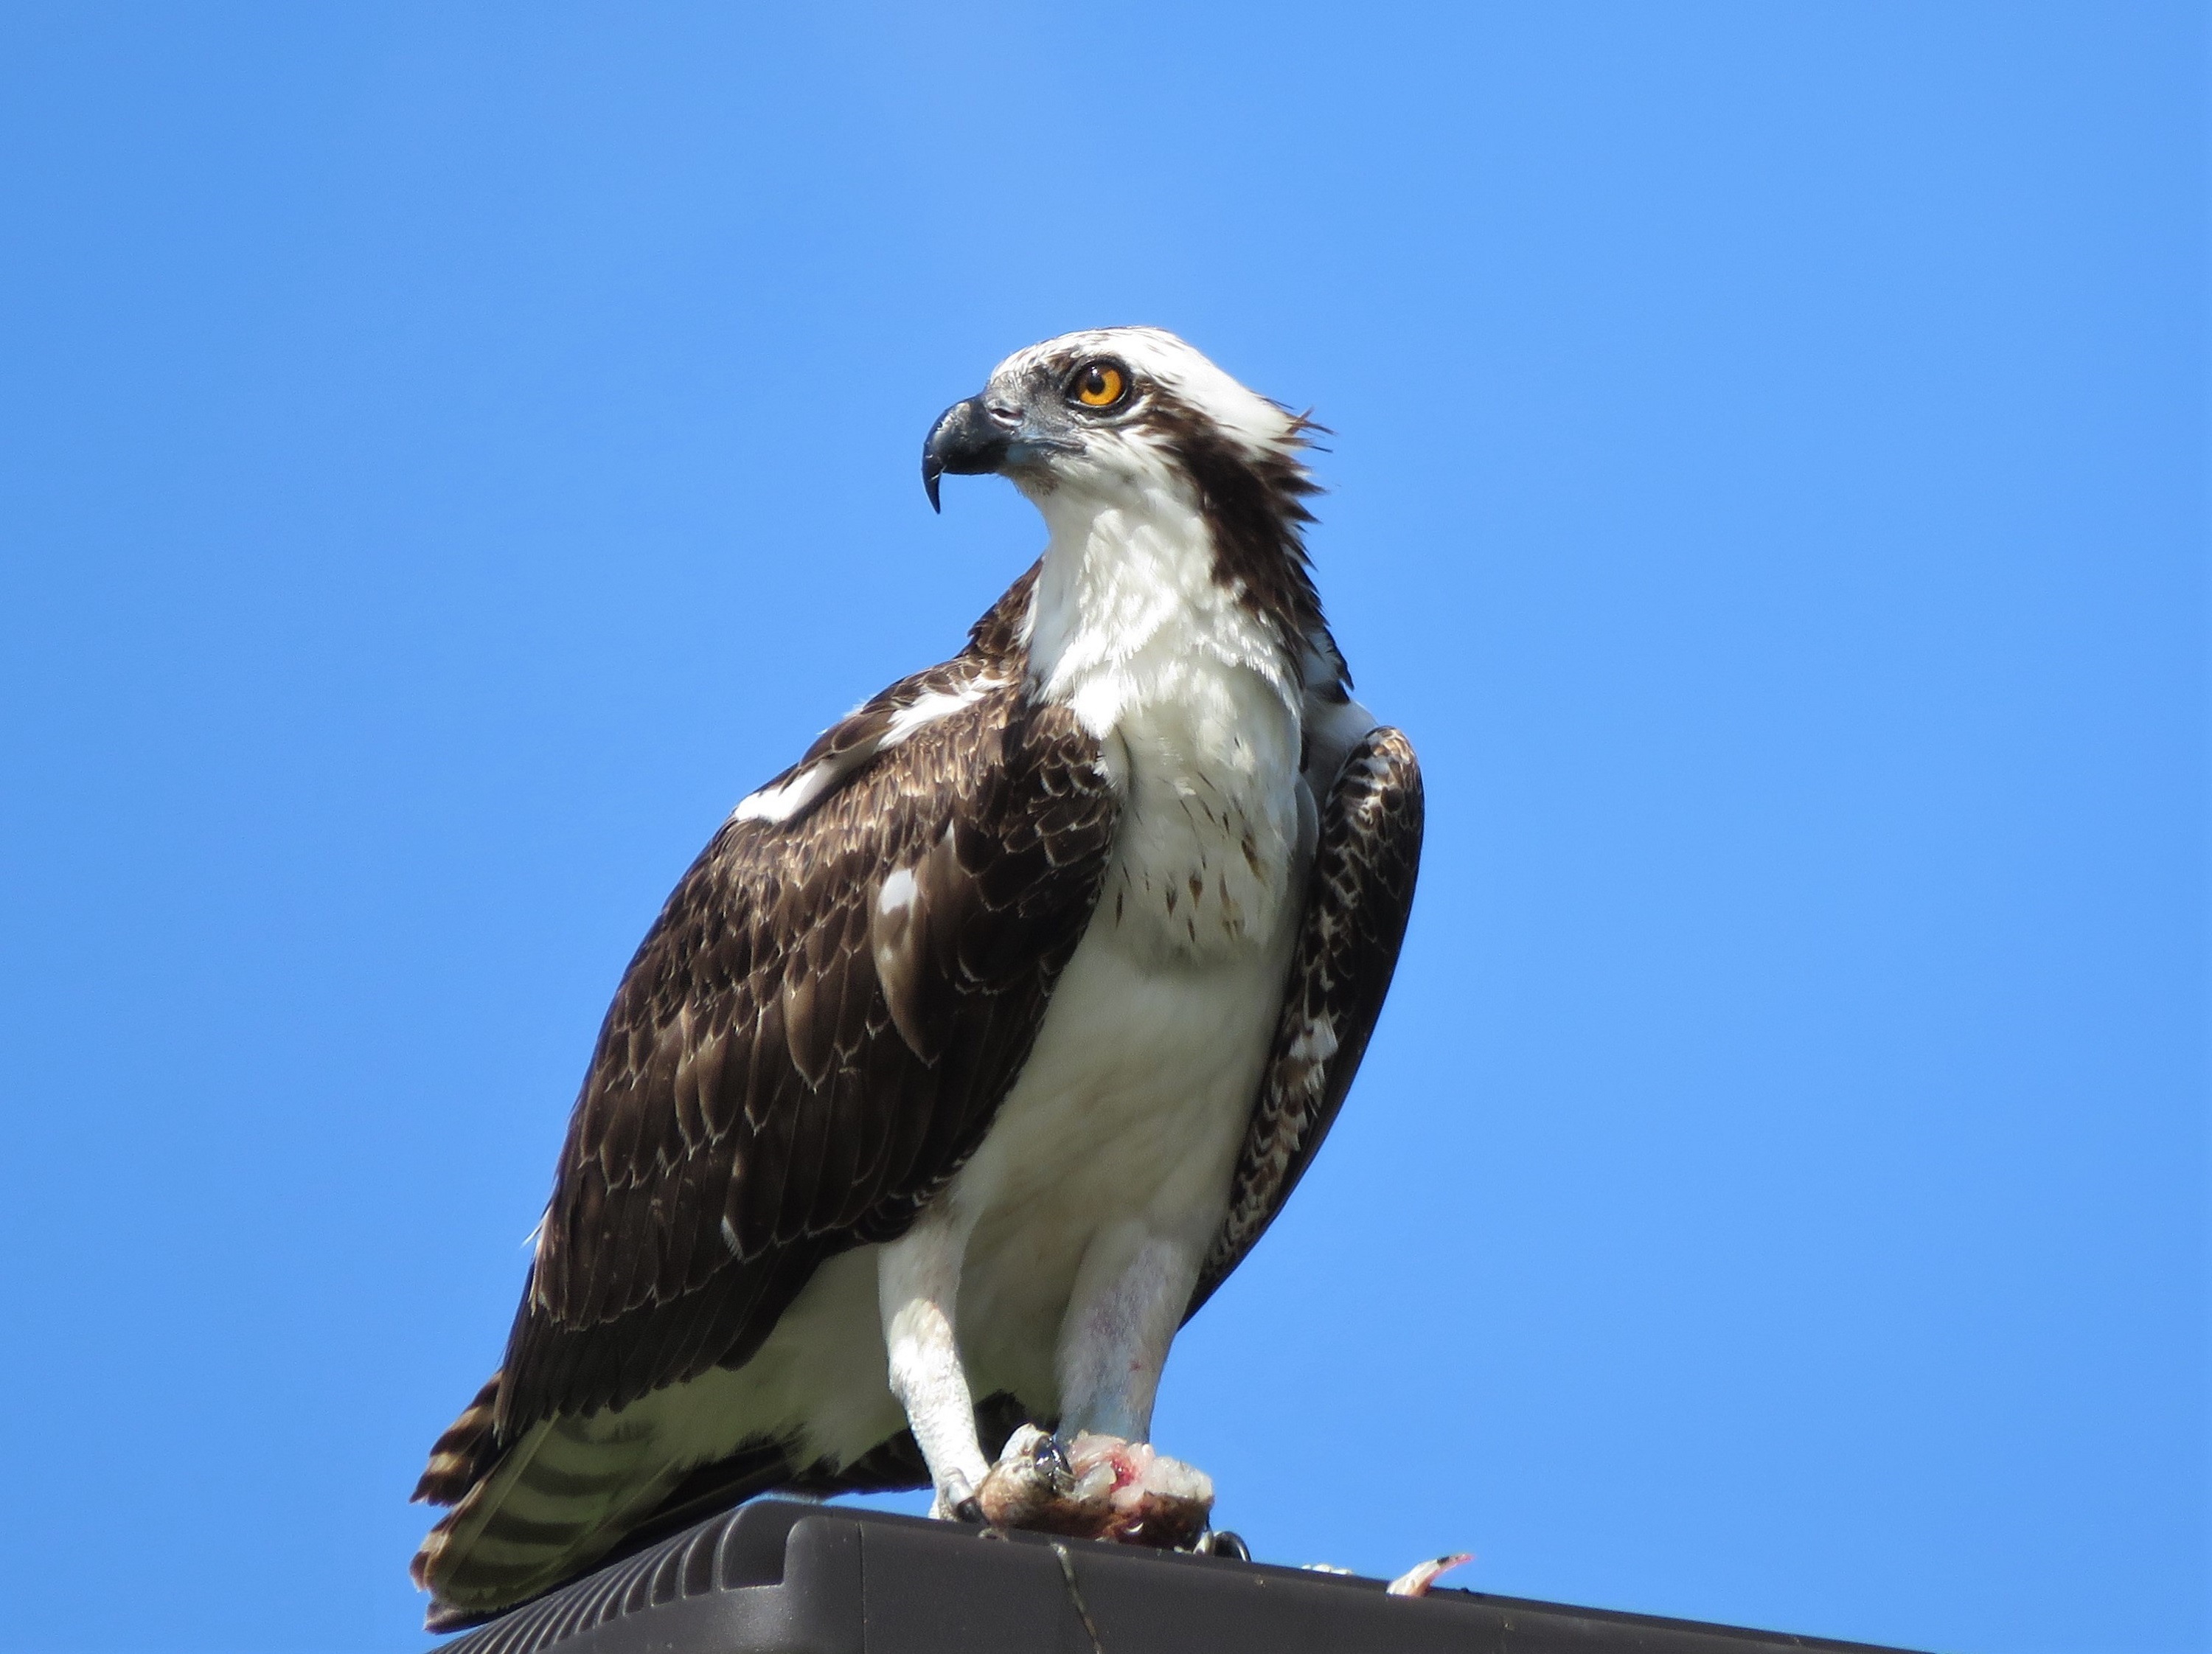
1033,1433,1076,1493
971,1427,1213,1549
937,1466,984,1523
1194,1529,1251,1561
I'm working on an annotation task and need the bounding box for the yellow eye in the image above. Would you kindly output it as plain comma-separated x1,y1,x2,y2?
1073,362,1127,408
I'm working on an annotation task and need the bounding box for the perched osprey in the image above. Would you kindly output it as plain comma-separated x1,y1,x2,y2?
411,328,1423,1629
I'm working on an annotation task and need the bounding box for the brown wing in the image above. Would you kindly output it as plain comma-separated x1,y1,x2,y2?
1187,724,1423,1316
479,673,1119,1442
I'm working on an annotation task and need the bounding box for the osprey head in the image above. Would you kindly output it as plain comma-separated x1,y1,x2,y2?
922,327,1311,512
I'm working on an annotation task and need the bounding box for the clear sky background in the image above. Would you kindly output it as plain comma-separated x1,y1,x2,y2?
0,5,2202,1653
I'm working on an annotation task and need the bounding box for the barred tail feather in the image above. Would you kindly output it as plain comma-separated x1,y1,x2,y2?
412,1372,504,1510
411,1380,801,1631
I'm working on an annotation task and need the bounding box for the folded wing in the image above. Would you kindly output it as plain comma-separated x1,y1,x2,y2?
1191,724,1423,1314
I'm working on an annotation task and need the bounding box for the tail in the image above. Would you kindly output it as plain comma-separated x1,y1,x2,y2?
408,1377,1023,1631
411,1372,504,1515
408,1373,804,1633
410,1370,522,1624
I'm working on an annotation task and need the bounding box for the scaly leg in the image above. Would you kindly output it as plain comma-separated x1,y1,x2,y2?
878,1207,990,1519
975,1223,1214,1547
1056,1223,1192,1441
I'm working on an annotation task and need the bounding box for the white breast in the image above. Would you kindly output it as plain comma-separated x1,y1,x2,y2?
1088,658,1306,967
1031,480,1308,959
939,470,1312,1402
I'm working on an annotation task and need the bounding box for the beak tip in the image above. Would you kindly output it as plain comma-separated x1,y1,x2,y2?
923,394,1005,513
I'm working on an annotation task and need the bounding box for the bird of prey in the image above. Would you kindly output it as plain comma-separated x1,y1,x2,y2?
411,327,1423,1630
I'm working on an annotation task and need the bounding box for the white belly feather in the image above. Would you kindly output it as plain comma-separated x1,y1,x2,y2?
943,481,1312,1421
953,661,1307,1411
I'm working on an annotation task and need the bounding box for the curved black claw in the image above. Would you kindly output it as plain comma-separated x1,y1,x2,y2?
1033,1432,1077,1494
1193,1529,1251,1561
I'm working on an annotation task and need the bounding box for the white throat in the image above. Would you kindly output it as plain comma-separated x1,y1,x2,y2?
1020,469,1307,965
1023,471,1298,733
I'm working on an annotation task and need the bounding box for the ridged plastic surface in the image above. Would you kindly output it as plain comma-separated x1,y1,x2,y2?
438,1503,806,1654
437,1499,1926,1654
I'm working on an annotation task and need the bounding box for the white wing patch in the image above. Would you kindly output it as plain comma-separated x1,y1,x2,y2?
1285,1015,1338,1068
732,761,843,824
884,678,1001,745
877,866,919,917
731,676,1006,827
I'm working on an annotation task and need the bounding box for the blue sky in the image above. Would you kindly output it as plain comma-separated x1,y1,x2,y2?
0,5,2202,1652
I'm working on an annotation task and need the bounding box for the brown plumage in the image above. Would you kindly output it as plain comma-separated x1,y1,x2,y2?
412,579,1122,1616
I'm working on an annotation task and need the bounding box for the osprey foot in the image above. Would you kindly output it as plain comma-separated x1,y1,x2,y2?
975,1425,1213,1549
926,1464,989,1523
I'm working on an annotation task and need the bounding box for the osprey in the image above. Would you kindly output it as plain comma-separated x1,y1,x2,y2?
411,327,1423,1629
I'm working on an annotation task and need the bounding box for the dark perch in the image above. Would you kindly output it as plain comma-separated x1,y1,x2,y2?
437,1498,1930,1654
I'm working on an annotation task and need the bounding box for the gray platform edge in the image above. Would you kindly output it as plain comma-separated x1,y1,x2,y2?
435,1499,1930,1654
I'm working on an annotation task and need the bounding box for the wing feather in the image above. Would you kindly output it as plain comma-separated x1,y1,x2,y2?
470,633,1116,1441
1189,723,1423,1316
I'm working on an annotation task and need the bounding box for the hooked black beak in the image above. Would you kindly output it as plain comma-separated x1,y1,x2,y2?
922,396,1009,513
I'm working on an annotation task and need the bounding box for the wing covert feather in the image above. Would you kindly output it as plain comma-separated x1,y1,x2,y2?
493,674,1116,1436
